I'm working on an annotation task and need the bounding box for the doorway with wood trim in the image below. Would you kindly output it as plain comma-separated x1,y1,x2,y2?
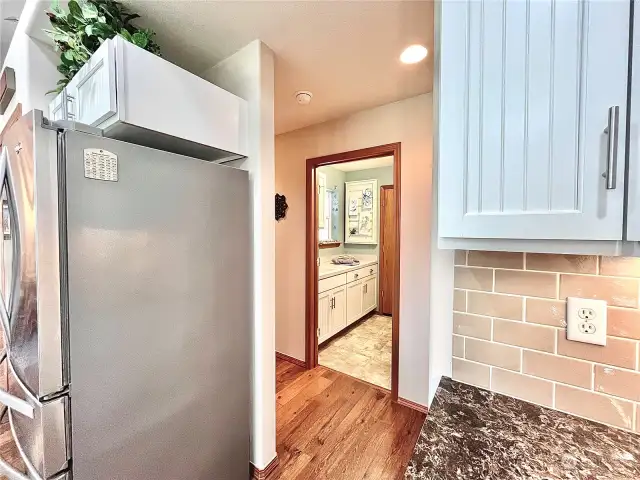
306,143,400,400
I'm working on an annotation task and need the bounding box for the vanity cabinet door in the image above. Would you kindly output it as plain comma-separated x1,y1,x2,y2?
330,286,347,336
362,275,377,314
66,40,117,126
439,0,629,241
346,279,363,325
318,290,332,344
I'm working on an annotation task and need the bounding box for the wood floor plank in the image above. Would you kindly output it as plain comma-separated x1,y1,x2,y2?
272,358,426,480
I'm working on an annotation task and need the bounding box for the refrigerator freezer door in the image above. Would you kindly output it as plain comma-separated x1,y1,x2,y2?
1,111,65,399
62,131,251,480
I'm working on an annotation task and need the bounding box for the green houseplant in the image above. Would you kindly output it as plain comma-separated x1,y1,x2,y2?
45,0,161,93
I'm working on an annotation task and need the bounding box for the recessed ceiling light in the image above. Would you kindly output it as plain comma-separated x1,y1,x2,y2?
400,45,428,64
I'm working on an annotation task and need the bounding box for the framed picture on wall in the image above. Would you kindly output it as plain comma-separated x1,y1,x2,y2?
344,179,378,244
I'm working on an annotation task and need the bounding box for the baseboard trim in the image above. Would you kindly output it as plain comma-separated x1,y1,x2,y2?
398,397,429,415
276,351,307,368
250,455,279,479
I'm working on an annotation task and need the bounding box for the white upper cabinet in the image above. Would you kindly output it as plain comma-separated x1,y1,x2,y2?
439,0,630,242
48,37,248,163
48,91,68,122
627,7,640,242
65,40,117,126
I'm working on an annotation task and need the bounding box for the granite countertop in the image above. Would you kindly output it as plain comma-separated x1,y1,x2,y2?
405,377,640,480
318,255,378,280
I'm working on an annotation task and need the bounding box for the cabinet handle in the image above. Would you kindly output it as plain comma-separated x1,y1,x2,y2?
66,94,76,120
370,268,374,274
604,106,619,190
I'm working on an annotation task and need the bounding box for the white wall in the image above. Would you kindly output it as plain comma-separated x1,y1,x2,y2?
276,93,438,406
0,0,60,131
202,40,277,471
429,0,454,404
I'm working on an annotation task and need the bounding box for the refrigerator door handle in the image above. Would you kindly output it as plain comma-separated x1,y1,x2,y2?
0,147,11,344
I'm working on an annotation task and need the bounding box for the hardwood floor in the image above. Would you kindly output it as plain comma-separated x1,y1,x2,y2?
0,419,24,480
271,358,426,480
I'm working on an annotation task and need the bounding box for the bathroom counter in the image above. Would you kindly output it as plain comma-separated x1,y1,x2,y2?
318,255,378,280
405,377,640,480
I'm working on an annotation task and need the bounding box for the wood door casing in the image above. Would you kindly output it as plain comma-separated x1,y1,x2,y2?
306,142,401,402
379,186,395,316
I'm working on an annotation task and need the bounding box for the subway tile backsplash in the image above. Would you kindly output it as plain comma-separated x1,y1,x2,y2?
452,251,640,434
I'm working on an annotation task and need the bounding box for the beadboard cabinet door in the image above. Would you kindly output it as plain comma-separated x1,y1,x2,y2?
626,6,640,242
66,40,117,126
439,0,629,241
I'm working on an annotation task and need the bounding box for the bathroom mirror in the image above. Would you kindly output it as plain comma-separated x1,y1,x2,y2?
319,188,340,246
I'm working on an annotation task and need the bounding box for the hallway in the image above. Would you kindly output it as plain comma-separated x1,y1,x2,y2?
271,358,425,480
319,314,392,389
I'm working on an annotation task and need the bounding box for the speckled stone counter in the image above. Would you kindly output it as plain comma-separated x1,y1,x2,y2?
405,377,640,480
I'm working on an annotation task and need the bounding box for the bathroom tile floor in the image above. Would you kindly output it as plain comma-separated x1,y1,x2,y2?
319,314,392,389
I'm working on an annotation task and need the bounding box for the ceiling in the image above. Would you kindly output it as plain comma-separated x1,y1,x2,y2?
329,156,393,172
122,0,434,135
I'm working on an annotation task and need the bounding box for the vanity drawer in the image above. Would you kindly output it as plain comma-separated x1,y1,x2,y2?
347,264,377,283
319,273,347,293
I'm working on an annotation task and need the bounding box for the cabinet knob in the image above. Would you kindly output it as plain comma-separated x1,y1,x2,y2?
370,268,374,274
354,273,358,279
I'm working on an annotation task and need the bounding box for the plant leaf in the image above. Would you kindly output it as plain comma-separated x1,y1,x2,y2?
81,2,98,19
50,0,64,16
131,31,148,49
119,29,132,42
44,0,161,92
61,50,75,64
67,1,82,18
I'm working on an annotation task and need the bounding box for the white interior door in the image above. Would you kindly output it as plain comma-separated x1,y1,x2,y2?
439,0,630,240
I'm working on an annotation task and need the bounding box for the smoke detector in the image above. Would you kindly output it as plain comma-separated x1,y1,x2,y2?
295,91,313,105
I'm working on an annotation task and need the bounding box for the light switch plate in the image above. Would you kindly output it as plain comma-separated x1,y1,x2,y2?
566,297,607,346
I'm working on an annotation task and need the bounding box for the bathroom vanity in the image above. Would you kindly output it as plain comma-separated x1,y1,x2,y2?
317,256,378,344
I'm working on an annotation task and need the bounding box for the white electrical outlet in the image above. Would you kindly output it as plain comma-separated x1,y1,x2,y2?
566,297,607,346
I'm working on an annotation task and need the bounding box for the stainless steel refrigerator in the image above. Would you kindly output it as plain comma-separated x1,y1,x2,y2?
0,110,251,480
